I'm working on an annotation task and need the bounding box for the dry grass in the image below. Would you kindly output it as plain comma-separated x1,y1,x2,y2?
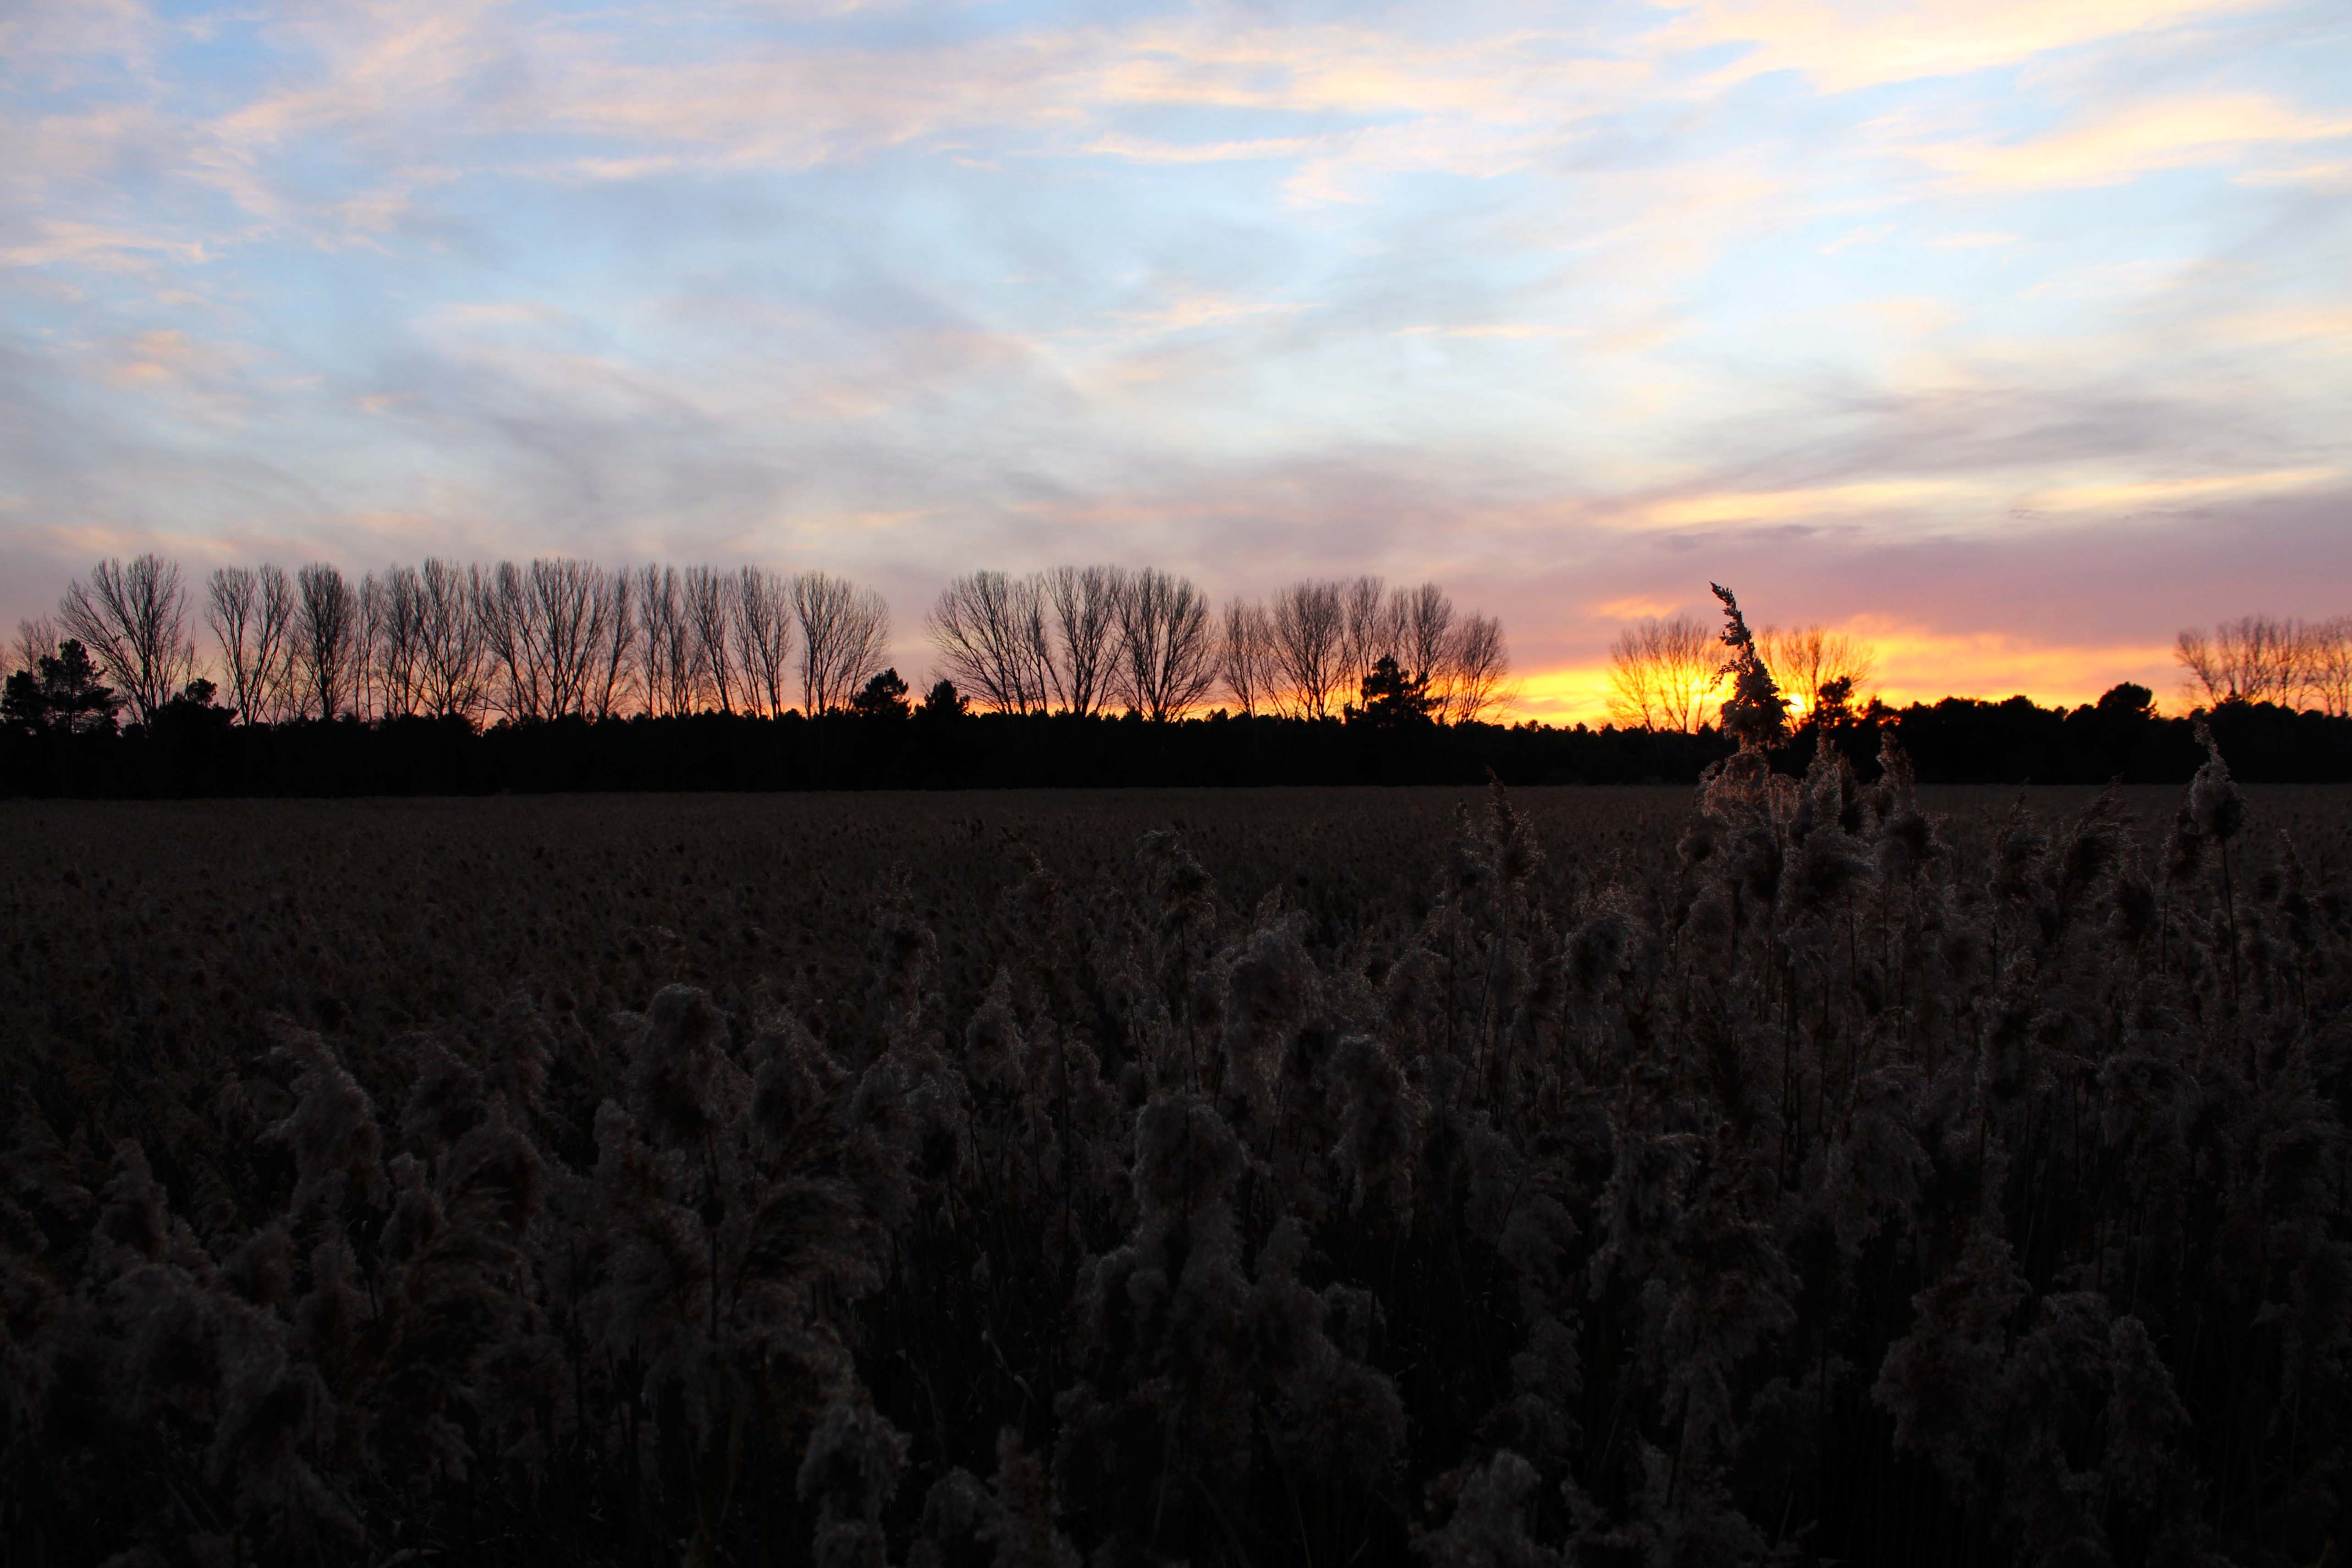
2,776,2348,1566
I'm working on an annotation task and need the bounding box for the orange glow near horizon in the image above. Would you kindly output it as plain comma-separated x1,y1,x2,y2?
1504,622,2186,728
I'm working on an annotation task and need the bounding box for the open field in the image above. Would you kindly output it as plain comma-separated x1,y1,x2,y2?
3,771,2349,1565
10,785,2351,1055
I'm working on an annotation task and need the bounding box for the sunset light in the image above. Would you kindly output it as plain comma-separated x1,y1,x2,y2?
9,10,2352,1563
3,0,2347,713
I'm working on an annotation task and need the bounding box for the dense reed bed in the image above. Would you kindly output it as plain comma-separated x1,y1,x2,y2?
1,754,2347,1566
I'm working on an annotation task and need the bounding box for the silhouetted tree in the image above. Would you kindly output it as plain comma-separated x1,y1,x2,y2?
1338,573,1395,690
1809,674,1856,729
2176,613,2352,713
1044,565,1121,716
1445,611,1511,723
918,678,968,721
1111,567,1216,721
11,616,57,674
1347,655,1436,727
928,572,1051,714
1393,582,1455,696
852,668,912,721
1607,613,1718,732
205,564,295,724
684,563,741,713
1760,624,1876,722
58,554,194,726
795,571,891,715
2,639,121,735
296,561,359,720
1271,579,1346,718
736,566,797,718
1220,598,1276,716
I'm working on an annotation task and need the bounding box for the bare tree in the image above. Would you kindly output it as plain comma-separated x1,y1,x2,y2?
2238,616,2302,704
371,565,428,719
1220,599,1275,715
1337,574,1396,691
416,559,486,721
1392,583,1454,684
1759,626,1877,721
588,567,638,720
1044,565,1120,716
530,559,605,718
1111,568,1215,721
58,554,195,725
683,566,740,714
795,572,890,715
12,616,59,673
2176,614,2303,707
1446,612,1510,724
2306,616,2352,718
355,572,385,721
207,569,273,723
637,565,696,716
294,562,358,720
1270,579,1345,718
475,562,544,721
1607,614,1718,732
734,567,797,718
252,565,298,723
2175,628,2224,707
926,572,1050,714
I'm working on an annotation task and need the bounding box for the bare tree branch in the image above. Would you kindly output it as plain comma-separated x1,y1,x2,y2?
57,554,194,726
795,572,890,715
683,566,740,715
1445,612,1510,725
1111,568,1214,721
1607,615,1717,733
1270,579,1345,719
1220,599,1274,716
926,572,1050,714
1044,565,1119,716
294,563,358,721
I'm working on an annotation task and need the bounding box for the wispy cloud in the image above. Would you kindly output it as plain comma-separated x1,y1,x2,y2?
1654,0,2291,93
1906,93,2352,189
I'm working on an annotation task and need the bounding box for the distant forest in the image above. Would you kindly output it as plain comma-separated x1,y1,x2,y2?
5,554,2350,795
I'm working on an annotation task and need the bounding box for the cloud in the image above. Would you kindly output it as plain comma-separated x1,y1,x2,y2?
1654,0,2289,94
0,219,208,271
1820,222,1896,253
2014,467,2337,512
1594,594,1687,618
1622,480,1978,529
1904,93,2352,189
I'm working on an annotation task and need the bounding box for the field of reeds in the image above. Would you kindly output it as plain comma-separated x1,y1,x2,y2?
2,742,2348,1567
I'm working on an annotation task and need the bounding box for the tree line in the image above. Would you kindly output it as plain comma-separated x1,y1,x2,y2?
8,559,2352,794
2175,612,2352,713
1605,607,2352,734
5,555,1513,739
926,568,1509,724
1606,613,1879,733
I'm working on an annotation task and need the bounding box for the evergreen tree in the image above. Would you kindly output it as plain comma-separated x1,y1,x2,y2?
850,667,912,721
1346,655,1437,727
1,638,121,735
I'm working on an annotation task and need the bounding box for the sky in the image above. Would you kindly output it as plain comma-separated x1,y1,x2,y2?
2,0,2348,722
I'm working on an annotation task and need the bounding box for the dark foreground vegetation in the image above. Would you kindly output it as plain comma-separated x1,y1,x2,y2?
2,743,2349,1566
5,680,2352,797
